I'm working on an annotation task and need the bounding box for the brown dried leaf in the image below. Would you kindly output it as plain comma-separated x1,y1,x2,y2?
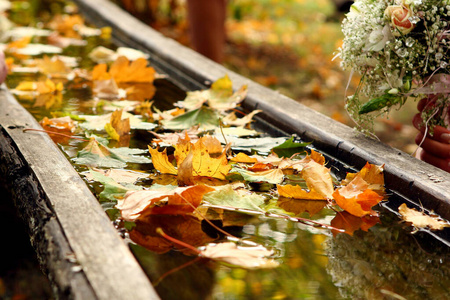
398,203,450,230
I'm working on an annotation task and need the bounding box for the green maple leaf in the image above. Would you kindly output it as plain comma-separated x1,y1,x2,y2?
162,106,220,130
271,136,310,158
203,185,265,211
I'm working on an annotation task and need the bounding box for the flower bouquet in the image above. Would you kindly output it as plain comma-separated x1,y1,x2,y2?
339,0,450,132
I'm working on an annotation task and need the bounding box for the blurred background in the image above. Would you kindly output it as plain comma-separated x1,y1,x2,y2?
114,0,419,154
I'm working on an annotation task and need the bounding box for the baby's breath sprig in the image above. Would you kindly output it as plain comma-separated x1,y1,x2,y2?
339,0,450,132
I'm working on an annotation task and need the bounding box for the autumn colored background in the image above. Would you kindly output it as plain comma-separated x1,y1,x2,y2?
115,0,420,153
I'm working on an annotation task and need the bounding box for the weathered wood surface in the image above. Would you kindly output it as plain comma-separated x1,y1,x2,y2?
74,0,450,217
0,85,159,299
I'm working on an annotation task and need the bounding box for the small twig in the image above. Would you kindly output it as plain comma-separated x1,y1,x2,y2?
23,128,89,142
203,204,345,232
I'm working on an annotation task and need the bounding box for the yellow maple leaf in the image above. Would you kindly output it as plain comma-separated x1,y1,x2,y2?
192,137,230,180
148,147,178,175
301,160,334,199
342,162,385,196
105,110,130,141
277,184,326,200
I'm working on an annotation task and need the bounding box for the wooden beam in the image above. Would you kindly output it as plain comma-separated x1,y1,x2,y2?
0,86,159,299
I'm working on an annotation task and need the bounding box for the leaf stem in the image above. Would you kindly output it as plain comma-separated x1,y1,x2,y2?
156,228,202,255
23,128,89,142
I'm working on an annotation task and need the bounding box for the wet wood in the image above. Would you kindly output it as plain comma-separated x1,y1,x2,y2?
74,0,450,218
0,86,159,299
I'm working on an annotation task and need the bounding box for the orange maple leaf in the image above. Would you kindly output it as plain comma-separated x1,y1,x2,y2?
333,175,384,217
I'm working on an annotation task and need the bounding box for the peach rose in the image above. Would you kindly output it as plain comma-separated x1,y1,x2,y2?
385,3,415,36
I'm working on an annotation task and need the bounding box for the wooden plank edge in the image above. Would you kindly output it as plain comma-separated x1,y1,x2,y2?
0,86,159,299
73,0,450,218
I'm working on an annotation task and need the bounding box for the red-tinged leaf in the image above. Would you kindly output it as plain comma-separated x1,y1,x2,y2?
117,185,215,220
333,175,383,217
331,211,380,236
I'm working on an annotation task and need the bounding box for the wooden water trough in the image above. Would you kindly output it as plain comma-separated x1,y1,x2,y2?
1,0,450,298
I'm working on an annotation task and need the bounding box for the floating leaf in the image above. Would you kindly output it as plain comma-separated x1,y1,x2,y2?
80,112,156,131
203,185,265,211
83,168,143,201
200,242,278,269
214,126,259,137
117,185,215,220
272,136,309,158
302,160,334,199
105,110,130,141
277,184,325,200
162,106,220,130
130,215,215,254
148,147,178,175
215,136,287,153
222,110,262,126
232,167,284,184
175,74,247,111
398,203,450,230
230,152,259,163
73,138,151,168
333,175,383,217
92,56,155,83
342,162,385,196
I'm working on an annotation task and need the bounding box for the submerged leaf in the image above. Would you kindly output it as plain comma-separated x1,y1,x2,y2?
200,242,278,269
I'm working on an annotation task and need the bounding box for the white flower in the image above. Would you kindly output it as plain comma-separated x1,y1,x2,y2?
363,25,392,52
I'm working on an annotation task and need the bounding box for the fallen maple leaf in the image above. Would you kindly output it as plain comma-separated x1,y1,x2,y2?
342,163,385,196
277,184,325,200
93,56,155,83
230,152,258,164
200,242,278,269
222,109,262,127
148,147,178,175
35,55,71,78
398,203,450,230
333,175,383,217
175,74,247,111
105,110,130,141
117,185,215,220
302,160,334,199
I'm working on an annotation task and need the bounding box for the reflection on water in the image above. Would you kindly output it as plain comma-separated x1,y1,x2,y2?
128,204,450,300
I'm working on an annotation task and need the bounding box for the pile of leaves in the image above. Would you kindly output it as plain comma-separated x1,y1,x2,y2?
3,0,449,277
